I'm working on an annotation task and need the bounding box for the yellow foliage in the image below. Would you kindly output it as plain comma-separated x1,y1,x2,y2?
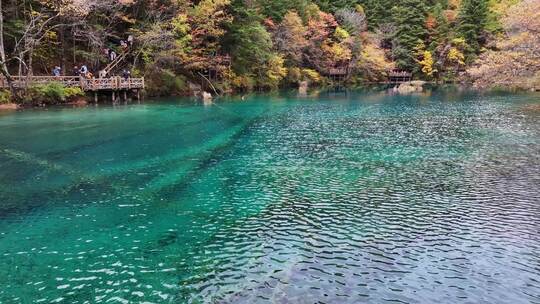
265,55,288,86
448,47,465,65
191,0,232,38
418,51,436,76
302,69,322,83
334,27,350,41
414,41,426,57
230,73,255,91
323,42,352,62
489,0,520,17
172,14,190,36
357,40,395,82
451,37,467,49
448,0,461,9
44,31,58,41
355,4,365,15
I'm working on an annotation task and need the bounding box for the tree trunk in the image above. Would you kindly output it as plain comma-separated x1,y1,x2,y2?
60,26,65,75
0,0,20,101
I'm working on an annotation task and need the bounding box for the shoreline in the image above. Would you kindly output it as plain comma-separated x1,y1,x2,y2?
0,103,19,110
1,84,539,111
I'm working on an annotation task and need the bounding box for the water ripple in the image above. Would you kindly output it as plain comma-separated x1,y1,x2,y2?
0,91,539,303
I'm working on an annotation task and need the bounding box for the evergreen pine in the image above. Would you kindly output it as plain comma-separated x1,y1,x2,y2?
429,3,450,50
360,0,393,29
457,0,489,54
313,0,360,13
390,0,429,70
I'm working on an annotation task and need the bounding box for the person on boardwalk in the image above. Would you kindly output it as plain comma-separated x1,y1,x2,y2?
52,66,61,77
109,50,117,62
127,35,133,47
122,69,131,80
79,65,88,77
73,65,80,76
99,70,107,79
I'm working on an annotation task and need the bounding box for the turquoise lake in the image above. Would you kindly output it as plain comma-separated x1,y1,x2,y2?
0,89,539,303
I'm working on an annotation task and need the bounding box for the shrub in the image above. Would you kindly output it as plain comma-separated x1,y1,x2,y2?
145,68,188,96
0,90,12,104
64,87,84,99
24,82,85,105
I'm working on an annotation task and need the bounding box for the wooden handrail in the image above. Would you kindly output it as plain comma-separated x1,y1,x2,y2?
389,71,412,77
103,47,131,75
0,76,144,91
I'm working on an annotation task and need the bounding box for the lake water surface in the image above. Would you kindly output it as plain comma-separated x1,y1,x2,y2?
0,90,539,303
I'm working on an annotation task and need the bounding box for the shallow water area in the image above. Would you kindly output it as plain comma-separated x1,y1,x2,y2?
0,89,539,303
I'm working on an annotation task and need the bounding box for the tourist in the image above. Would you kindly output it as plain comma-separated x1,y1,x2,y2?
73,65,79,76
127,35,133,47
109,50,117,62
120,40,128,50
52,66,61,77
99,70,107,79
122,69,131,80
79,65,88,77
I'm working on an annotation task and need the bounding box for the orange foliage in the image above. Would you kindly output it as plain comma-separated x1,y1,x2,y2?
425,14,437,31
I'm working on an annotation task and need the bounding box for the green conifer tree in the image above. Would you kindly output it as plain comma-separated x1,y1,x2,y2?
429,3,450,50
360,0,393,29
313,0,360,13
457,0,489,54
390,0,429,70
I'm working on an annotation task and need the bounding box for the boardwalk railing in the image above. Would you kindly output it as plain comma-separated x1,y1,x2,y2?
0,76,144,91
388,70,412,83
322,67,348,76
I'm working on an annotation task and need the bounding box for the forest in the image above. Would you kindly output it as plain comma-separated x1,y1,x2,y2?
0,0,539,103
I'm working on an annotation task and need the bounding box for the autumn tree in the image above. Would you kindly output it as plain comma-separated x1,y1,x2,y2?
356,33,394,81
186,0,233,70
273,11,307,66
304,8,341,73
467,0,540,89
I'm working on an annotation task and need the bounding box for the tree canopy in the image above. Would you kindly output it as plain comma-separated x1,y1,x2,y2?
0,0,533,97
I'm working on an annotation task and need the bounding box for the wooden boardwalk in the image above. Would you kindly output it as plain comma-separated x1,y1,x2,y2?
388,71,412,83
0,76,144,91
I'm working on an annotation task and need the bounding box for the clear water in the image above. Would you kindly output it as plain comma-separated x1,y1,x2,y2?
0,90,539,303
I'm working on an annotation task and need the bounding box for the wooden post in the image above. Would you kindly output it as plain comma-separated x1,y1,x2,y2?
123,90,127,101
136,89,140,102
94,92,98,103
112,91,115,102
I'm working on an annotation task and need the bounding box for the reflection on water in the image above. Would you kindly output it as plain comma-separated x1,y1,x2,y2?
0,90,539,303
